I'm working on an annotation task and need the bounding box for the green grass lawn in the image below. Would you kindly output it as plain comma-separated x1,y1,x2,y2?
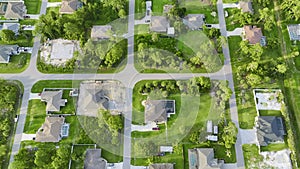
48,0,61,2
135,24,150,35
0,53,30,73
46,7,60,14
24,0,42,14
31,80,82,93
259,110,282,116
243,144,263,169
23,100,46,134
225,8,242,31
19,19,38,25
260,143,288,152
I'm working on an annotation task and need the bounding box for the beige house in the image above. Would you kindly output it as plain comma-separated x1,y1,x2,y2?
4,2,26,19
150,16,169,33
84,149,107,169
149,163,174,169
77,81,126,117
183,14,205,30
35,116,69,142
41,90,67,113
59,0,80,14
243,25,266,46
91,25,112,40
239,0,254,14
144,100,175,124
188,148,224,169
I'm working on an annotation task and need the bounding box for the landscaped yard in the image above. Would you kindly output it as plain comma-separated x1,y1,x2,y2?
23,100,46,134
31,80,81,93
0,53,30,73
243,144,263,169
259,110,282,116
0,31,34,46
24,0,42,14
260,143,288,152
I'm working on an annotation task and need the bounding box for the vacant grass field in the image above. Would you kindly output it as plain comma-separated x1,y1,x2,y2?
0,53,30,73
23,100,46,134
24,0,42,14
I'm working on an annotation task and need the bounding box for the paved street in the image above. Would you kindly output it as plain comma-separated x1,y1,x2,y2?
6,0,246,168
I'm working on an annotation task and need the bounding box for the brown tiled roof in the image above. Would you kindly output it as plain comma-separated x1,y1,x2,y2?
59,0,78,14
244,25,263,45
35,116,64,142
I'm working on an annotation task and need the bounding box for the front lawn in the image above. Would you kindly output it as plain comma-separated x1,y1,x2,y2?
258,110,282,116
0,53,30,73
243,144,263,169
24,0,42,14
260,143,288,152
0,31,34,46
23,100,46,134
31,80,81,93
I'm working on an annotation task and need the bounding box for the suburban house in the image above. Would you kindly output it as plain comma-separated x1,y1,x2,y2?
91,25,112,40
150,16,170,33
84,149,107,169
0,45,19,63
188,148,224,169
163,4,173,14
144,100,175,124
35,116,70,142
238,0,253,14
183,14,205,30
40,39,79,65
41,90,67,113
243,25,266,46
59,0,80,14
256,116,286,146
149,163,174,169
77,81,126,117
287,24,300,41
1,22,20,35
4,2,26,19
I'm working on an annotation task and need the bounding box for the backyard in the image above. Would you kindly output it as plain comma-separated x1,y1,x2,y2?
0,31,34,47
24,0,42,14
0,53,30,73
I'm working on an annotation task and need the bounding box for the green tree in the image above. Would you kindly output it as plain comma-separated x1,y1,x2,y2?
222,122,238,149
11,148,36,169
0,29,15,42
34,146,56,169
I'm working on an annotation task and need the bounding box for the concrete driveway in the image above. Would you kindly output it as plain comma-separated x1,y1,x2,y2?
223,3,239,9
26,14,40,20
29,93,41,100
227,28,243,37
47,2,61,8
240,128,259,145
21,134,36,141
131,122,157,132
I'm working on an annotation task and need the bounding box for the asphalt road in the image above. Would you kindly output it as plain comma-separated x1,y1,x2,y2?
7,0,245,168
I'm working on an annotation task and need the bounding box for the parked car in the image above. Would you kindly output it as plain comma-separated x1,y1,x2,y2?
14,115,19,122
205,24,212,28
152,127,160,130
24,15,30,19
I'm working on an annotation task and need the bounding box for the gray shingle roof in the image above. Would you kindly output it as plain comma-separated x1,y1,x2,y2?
4,2,26,19
144,100,175,124
150,16,169,32
239,1,253,13
91,25,112,40
84,149,107,169
41,90,66,112
257,116,286,146
2,22,19,34
183,14,205,30
35,116,65,142
0,45,18,63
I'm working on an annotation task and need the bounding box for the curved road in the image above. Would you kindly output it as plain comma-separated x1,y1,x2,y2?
6,0,245,168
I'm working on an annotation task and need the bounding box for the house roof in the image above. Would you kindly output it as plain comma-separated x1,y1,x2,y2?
183,14,205,30
2,22,19,34
150,16,169,32
84,149,107,169
188,148,223,169
4,2,26,19
59,0,79,14
0,45,18,63
144,100,175,124
91,25,112,40
163,5,173,14
287,24,300,41
77,81,125,117
50,39,77,60
149,163,174,169
239,1,253,13
41,90,66,112
35,116,65,142
257,116,286,146
244,25,264,45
